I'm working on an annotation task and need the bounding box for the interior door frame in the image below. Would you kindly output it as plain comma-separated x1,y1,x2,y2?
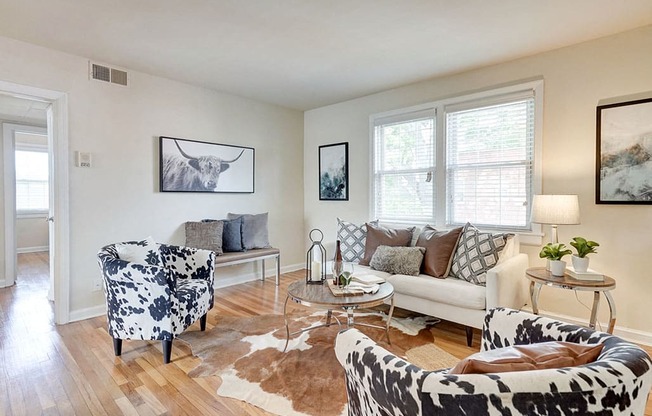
0,80,70,324
2,122,48,288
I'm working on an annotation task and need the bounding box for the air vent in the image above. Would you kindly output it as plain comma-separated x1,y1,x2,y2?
89,61,129,86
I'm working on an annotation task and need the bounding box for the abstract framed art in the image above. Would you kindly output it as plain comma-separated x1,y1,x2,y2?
596,98,652,204
319,142,349,201
159,136,255,193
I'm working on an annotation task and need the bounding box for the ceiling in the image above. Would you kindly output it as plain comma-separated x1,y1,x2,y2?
0,1,651,110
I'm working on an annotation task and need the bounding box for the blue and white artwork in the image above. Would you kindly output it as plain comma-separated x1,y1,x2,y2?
319,142,349,201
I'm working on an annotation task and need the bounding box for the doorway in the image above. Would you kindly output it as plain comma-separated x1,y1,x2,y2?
0,81,70,324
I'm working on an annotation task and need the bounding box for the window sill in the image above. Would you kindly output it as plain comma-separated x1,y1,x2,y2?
16,212,48,220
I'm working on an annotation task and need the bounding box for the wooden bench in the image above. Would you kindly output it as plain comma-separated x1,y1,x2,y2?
214,247,280,285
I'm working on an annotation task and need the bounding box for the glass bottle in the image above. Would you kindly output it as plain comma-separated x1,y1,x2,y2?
333,240,343,285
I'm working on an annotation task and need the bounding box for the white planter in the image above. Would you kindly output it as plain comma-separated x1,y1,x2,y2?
549,260,566,277
571,255,589,273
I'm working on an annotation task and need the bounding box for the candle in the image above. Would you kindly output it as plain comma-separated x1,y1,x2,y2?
311,261,322,281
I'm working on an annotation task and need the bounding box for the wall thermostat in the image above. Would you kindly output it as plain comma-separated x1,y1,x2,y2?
75,151,92,168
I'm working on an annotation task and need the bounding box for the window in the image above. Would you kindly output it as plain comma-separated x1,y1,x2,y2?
15,147,49,214
371,81,542,232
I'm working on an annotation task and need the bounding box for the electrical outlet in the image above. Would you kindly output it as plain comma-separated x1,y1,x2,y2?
93,279,103,292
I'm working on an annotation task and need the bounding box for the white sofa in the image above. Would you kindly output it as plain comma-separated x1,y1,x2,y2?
353,236,529,346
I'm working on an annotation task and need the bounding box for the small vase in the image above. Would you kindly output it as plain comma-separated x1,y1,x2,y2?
571,255,589,273
549,260,566,277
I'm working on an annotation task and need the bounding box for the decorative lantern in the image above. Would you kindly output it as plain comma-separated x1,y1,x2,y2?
306,229,327,284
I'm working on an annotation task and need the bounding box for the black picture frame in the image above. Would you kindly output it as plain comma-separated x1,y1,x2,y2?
159,136,255,193
596,98,652,204
319,142,349,201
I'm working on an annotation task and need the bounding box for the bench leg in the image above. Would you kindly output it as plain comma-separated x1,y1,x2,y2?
261,259,266,281
275,254,280,286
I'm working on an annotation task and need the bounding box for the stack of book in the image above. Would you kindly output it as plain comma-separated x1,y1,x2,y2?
566,266,604,281
327,273,385,296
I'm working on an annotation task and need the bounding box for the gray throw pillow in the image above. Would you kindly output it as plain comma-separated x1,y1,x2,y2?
203,217,245,252
449,223,513,286
369,245,425,276
185,221,224,255
227,212,271,250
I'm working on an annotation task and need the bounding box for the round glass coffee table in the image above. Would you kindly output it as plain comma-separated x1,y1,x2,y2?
283,279,395,352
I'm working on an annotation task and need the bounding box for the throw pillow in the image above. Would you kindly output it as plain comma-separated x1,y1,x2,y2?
336,218,379,262
449,341,603,374
115,236,162,266
449,223,513,286
359,223,415,266
416,226,463,278
185,221,224,255
202,217,245,252
227,212,271,250
369,245,425,276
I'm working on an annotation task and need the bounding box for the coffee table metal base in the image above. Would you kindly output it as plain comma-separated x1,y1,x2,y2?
283,292,395,352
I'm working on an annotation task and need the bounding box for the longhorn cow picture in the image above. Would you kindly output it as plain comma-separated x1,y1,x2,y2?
159,136,255,193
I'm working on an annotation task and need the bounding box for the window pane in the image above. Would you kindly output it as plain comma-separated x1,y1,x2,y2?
15,150,49,212
446,99,534,229
375,172,434,222
373,114,435,222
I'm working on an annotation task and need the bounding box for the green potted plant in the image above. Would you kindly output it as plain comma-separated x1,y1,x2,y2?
539,243,572,276
569,237,599,273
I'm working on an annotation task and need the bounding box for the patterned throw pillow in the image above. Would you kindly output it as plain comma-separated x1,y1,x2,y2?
336,218,378,262
370,245,425,276
449,223,513,286
115,236,162,266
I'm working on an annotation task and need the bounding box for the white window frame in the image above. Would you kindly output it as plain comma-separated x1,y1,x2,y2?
370,80,543,244
15,141,49,218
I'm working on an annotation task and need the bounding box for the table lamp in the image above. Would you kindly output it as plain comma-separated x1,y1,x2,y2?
531,194,580,243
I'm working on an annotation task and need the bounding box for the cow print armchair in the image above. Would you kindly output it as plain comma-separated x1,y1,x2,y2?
335,308,652,415
97,239,216,364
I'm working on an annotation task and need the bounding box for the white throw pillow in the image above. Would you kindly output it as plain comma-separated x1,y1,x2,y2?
115,236,162,266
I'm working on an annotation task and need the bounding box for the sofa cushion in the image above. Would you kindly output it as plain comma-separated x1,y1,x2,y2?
115,236,162,266
370,245,425,276
416,226,463,278
227,212,271,250
386,273,486,310
185,221,224,255
449,341,604,374
337,218,378,262
449,223,513,286
360,223,415,266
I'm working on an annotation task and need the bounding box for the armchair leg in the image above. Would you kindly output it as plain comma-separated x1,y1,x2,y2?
162,340,173,364
465,326,474,347
113,337,122,356
200,313,207,331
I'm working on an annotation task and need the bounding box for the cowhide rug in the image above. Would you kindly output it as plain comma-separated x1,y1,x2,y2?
178,311,458,416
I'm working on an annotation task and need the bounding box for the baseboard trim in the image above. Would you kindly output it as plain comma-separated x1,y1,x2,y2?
521,306,652,346
69,304,106,322
214,263,303,289
17,246,48,254
70,263,304,321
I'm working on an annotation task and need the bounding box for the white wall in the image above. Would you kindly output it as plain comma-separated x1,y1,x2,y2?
304,25,652,336
0,35,305,316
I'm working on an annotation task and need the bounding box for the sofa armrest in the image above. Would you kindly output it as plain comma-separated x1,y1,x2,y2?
335,328,426,416
159,243,216,284
481,308,611,351
485,253,528,312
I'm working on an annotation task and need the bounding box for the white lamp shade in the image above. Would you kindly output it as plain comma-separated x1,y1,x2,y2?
531,195,580,225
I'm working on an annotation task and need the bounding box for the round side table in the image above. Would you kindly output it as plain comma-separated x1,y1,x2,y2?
525,267,616,334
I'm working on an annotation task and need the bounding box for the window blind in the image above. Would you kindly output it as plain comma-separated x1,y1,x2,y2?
445,97,534,229
373,110,435,222
15,149,49,213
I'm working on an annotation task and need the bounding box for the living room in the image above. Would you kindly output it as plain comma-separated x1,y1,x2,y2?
1,1,652,415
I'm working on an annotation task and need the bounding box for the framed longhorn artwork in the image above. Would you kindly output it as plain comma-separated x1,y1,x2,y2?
159,136,255,193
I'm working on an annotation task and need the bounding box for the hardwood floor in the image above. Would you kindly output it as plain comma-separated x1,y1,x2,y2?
1,252,651,415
